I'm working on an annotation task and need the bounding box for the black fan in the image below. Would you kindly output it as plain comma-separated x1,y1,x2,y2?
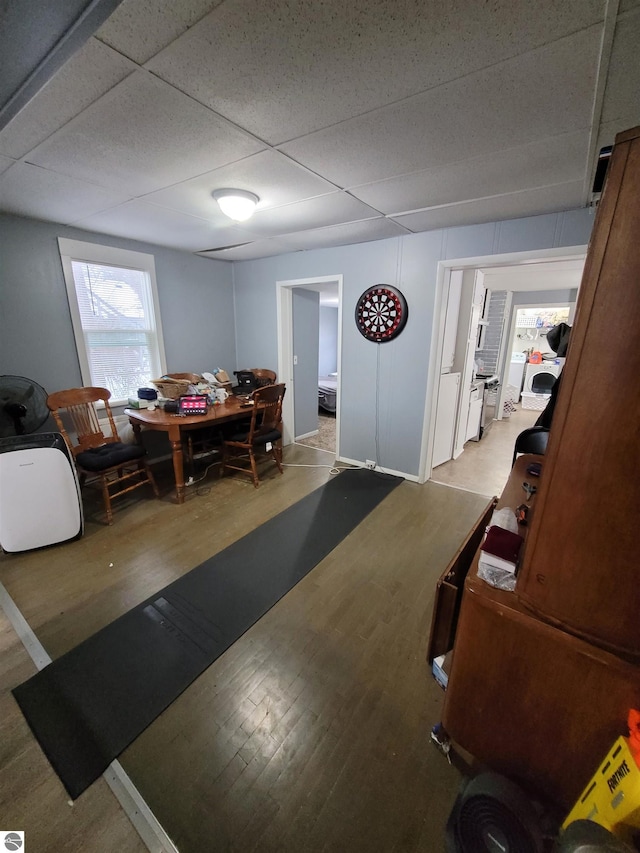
446,772,544,853
0,375,49,438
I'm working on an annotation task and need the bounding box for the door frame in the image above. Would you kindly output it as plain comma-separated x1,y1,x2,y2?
276,275,343,452
418,246,588,484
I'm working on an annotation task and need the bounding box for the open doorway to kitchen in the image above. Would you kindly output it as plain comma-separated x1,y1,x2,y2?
276,275,342,457
420,248,586,496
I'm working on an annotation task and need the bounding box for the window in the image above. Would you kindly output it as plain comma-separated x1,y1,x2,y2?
58,239,166,404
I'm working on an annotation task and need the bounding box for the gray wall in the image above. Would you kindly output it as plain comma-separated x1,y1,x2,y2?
233,209,593,477
0,213,236,402
292,288,319,439
319,307,338,376
0,208,593,477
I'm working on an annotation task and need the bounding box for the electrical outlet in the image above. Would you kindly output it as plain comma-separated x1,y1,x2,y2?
366,460,376,469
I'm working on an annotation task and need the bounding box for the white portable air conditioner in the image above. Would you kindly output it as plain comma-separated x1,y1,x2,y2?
0,433,83,553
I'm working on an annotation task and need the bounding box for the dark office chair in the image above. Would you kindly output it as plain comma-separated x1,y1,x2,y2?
47,386,159,524
511,426,550,467
220,383,286,487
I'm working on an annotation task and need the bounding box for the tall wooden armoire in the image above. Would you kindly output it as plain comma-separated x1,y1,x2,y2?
437,125,640,811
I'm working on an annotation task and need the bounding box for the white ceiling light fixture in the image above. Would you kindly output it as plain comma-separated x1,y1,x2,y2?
212,188,260,221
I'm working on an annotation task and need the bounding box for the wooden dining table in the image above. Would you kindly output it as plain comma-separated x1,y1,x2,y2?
124,397,256,504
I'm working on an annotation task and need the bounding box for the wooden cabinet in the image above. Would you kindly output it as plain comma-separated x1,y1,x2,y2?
516,126,640,661
442,576,640,809
433,126,640,811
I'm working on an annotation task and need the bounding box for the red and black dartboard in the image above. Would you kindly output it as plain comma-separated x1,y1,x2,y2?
355,285,408,343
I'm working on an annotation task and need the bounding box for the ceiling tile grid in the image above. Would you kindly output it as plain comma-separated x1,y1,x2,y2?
0,39,137,160
141,149,338,217
0,161,131,223
24,70,266,195
142,0,604,144
71,198,252,252
0,0,638,258
349,131,590,215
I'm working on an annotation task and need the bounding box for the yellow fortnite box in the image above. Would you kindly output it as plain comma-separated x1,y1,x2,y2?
563,735,640,838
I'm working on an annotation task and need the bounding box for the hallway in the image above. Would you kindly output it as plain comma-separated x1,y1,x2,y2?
430,405,540,497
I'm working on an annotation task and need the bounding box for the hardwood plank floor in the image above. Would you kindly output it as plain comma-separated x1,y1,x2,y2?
0,443,488,852
0,608,147,852
431,404,539,496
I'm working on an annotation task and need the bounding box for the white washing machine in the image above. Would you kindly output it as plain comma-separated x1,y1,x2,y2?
524,361,562,395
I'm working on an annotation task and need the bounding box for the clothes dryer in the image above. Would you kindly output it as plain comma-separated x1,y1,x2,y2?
523,361,561,395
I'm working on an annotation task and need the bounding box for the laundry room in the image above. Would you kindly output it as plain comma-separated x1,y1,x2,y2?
508,305,573,412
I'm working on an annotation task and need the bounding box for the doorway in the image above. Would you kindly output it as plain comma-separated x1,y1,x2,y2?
276,275,343,456
420,248,587,489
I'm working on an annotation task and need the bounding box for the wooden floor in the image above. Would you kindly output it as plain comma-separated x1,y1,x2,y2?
431,404,539,496
0,443,490,852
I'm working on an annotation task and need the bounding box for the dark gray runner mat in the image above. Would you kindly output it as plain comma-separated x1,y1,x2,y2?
13,468,402,799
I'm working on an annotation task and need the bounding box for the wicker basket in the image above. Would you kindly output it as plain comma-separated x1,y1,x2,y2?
151,378,192,400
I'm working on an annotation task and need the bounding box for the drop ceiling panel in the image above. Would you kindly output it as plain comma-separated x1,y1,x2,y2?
237,193,382,239
0,162,130,222
599,10,640,128
72,199,248,251
0,40,136,160
199,240,295,261
280,27,601,188
145,0,603,144
276,217,408,251
96,0,224,64
1,2,640,257
0,0,99,108
393,181,584,232
0,156,14,177
27,71,265,195
350,131,589,214
143,150,336,218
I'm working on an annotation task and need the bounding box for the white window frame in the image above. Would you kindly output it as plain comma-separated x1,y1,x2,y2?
58,238,167,405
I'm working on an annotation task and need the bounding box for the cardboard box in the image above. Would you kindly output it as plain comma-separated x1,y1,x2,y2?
127,397,150,409
563,735,640,837
432,651,453,690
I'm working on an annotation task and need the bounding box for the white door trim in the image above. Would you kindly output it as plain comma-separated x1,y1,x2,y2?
276,275,343,454
418,245,588,484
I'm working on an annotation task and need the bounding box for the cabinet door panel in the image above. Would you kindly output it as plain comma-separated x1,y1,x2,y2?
516,127,640,660
443,589,640,808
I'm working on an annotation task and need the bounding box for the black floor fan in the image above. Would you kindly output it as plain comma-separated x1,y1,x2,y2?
446,772,635,853
445,772,545,853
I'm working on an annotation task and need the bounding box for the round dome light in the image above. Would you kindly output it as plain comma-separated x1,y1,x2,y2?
212,189,259,221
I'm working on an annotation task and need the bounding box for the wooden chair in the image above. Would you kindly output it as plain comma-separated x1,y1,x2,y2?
511,426,550,467
47,387,159,524
220,384,286,487
250,369,277,387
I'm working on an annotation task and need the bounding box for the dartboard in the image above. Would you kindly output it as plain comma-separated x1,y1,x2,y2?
355,285,408,343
